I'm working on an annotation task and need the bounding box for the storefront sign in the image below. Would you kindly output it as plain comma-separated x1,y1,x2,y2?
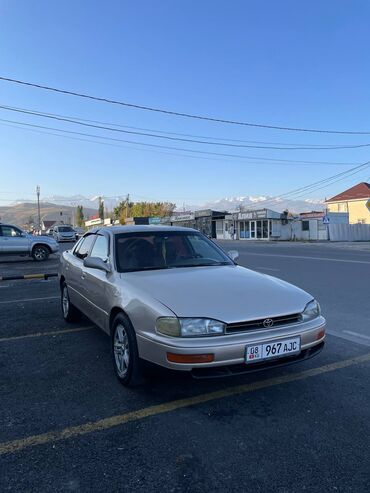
238,210,267,220
171,214,194,221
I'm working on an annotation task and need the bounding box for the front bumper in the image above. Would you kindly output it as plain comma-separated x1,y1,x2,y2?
137,316,326,372
57,237,76,242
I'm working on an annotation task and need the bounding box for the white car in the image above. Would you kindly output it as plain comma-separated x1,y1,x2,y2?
53,225,77,242
59,226,326,386
0,223,59,261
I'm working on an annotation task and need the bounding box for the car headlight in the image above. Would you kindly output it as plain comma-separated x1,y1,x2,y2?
301,300,321,322
156,317,225,337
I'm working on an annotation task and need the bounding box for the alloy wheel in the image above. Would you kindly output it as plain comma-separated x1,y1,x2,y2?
62,286,69,318
34,247,47,260
114,324,130,377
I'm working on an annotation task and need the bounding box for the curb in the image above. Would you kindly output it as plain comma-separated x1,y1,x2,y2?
0,273,58,281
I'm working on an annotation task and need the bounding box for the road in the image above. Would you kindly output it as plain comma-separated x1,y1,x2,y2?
0,241,369,492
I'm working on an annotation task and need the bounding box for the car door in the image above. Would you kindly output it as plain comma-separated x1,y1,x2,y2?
79,233,111,329
65,234,96,313
0,225,30,254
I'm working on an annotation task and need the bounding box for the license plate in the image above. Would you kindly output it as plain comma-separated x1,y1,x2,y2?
245,337,301,364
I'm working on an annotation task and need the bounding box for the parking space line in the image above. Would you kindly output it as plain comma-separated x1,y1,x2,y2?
0,326,95,343
243,253,370,265
0,352,369,456
0,296,59,305
342,330,370,341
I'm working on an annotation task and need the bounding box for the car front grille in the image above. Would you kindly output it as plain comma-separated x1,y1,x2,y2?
226,313,301,334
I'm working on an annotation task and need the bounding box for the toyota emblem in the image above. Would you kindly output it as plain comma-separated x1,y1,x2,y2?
263,318,274,328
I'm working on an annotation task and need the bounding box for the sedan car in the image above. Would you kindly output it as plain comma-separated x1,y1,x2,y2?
59,226,325,386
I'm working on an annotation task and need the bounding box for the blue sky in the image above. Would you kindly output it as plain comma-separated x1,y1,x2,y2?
1,0,370,207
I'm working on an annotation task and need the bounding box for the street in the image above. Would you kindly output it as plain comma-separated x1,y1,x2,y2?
0,241,370,492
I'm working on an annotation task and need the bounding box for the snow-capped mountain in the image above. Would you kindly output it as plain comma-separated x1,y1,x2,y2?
41,195,123,211
9,194,325,215
201,196,325,213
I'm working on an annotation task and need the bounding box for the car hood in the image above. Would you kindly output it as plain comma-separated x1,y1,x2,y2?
30,235,57,245
122,265,312,323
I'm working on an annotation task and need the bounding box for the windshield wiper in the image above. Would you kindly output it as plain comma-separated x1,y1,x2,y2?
172,262,231,268
123,266,171,273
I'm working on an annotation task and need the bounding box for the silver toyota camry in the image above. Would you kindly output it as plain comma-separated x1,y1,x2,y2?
59,226,325,386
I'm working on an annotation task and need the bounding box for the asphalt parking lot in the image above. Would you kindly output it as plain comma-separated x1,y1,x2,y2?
1,241,370,492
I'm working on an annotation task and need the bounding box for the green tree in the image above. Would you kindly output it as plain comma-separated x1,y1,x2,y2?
76,205,85,227
98,197,105,220
114,201,175,224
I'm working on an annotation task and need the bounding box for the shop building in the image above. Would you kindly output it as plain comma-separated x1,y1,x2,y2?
236,209,289,240
167,210,228,238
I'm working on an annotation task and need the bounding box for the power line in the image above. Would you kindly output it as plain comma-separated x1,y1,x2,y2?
245,162,370,209
2,105,370,150
0,103,367,148
0,118,359,166
2,75,370,135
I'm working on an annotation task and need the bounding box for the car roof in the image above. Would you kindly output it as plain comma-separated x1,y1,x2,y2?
88,225,198,235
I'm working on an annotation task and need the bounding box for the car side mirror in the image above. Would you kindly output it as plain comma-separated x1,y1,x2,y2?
228,250,239,262
83,256,111,273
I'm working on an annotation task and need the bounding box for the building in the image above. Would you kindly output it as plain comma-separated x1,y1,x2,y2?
41,211,73,230
167,210,228,238
293,211,348,241
325,182,370,224
235,209,290,240
85,217,120,228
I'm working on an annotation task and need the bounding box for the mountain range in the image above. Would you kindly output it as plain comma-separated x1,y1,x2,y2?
1,195,325,227
202,196,325,213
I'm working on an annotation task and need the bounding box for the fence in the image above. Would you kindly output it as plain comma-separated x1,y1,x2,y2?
328,223,370,241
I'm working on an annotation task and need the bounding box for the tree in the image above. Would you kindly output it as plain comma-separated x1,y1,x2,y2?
113,201,176,225
98,197,105,220
76,205,85,227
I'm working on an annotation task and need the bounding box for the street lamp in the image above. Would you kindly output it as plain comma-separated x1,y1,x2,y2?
36,185,41,234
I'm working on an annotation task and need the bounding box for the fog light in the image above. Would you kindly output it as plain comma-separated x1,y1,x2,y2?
167,353,214,364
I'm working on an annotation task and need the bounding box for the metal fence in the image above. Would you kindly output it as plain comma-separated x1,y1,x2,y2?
329,223,370,241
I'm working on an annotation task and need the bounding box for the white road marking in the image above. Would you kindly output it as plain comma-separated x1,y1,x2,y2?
0,296,59,305
244,253,370,265
327,329,370,347
342,330,370,341
255,267,280,272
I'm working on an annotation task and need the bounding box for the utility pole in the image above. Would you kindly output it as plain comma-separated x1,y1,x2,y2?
126,193,130,219
36,185,41,234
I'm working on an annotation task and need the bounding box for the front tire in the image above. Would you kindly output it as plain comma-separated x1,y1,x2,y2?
61,282,81,323
111,313,145,387
32,245,50,261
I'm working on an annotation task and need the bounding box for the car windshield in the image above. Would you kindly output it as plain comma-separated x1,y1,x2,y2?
58,227,73,232
115,231,233,272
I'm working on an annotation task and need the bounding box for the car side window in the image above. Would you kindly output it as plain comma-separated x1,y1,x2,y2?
74,235,95,260
89,235,109,261
0,226,22,237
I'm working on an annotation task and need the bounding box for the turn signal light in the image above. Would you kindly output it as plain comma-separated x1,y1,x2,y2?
166,353,214,364
316,329,325,340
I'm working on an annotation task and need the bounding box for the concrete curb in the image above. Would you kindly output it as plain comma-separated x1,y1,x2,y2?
0,273,58,281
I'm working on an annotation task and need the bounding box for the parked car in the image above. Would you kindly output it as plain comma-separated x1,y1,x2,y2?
74,227,86,240
53,225,77,242
0,223,59,261
59,226,326,386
